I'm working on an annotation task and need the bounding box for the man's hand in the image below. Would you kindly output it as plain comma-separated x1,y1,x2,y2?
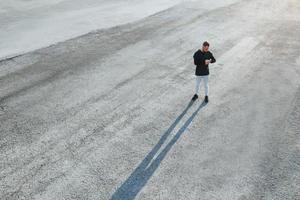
205,59,211,65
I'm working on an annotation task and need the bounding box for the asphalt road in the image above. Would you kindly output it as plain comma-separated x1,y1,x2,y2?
1,0,300,199
0,0,184,59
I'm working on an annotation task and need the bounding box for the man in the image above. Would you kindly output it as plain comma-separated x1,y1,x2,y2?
192,41,216,103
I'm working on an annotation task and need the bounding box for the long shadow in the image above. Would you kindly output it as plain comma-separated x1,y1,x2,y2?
111,100,207,200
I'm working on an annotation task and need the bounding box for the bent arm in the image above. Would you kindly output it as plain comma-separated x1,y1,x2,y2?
210,53,216,63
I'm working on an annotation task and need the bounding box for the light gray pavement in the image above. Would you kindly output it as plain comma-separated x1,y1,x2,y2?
0,0,184,59
1,0,300,199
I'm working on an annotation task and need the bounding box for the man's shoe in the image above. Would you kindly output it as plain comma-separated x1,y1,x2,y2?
205,96,209,103
192,94,198,101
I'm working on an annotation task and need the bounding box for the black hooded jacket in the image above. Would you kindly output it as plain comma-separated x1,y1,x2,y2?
193,50,216,76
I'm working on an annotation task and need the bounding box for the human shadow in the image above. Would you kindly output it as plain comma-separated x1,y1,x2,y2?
110,100,207,200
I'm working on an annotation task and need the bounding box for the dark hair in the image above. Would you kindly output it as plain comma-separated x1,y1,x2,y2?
203,41,210,47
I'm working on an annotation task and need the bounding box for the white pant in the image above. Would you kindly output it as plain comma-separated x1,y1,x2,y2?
195,75,209,96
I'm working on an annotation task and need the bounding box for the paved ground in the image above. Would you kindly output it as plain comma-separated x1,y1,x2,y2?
1,0,300,199
0,0,183,59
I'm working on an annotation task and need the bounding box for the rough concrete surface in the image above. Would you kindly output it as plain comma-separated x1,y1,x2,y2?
1,0,300,199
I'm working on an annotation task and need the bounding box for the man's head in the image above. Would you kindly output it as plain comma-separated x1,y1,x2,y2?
202,41,210,52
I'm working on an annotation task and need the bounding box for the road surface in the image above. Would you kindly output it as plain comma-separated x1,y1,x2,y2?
1,0,300,199
0,0,184,60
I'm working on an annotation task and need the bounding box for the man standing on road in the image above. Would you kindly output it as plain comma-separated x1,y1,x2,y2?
192,41,216,103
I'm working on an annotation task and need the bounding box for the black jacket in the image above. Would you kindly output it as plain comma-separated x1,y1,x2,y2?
193,50,216,76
